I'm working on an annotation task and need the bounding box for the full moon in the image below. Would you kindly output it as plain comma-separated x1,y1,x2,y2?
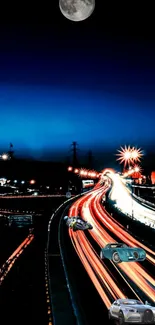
59,0,95,22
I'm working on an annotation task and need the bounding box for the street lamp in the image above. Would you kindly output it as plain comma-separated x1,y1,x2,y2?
116,145,143,170
1,153,9,160
68,166,73,171
30,179,35,185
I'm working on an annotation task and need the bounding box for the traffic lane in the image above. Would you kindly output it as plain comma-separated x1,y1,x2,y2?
61,207,110,325
84,190,155,302
0,215,48,324
68,187,155,305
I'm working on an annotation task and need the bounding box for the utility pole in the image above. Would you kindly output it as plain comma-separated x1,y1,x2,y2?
71,141,79,167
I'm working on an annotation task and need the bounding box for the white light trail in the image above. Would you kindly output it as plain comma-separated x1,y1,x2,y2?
108,173,155,228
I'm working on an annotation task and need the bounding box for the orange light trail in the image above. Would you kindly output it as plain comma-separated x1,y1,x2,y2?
68,185,155,308
0,233,34,285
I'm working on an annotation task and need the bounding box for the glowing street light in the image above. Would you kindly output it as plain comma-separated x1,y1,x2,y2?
30,179,35,185
116,146,132,167
1,153,9,160
134,166,140,173
131,148,143,162
116,145,143,168
68,166,73,171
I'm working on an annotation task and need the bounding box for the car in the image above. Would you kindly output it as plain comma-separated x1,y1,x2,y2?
108,298,155,324
64,216,93,231
100,243,146,264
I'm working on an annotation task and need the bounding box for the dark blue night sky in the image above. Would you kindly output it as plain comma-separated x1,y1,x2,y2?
0,5,155,167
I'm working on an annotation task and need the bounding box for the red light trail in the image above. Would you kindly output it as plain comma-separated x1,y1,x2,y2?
0,233,34,285
67,183,155,309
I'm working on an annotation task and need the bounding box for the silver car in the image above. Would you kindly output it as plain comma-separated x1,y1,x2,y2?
109,299,155,324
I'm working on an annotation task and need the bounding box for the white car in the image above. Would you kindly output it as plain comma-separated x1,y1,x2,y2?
109,299,155,324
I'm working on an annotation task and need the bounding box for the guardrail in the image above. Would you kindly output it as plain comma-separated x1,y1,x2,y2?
0,194,75,199
131,192,155,209
131,185,155,189
46,191,89,325
58,204,88,325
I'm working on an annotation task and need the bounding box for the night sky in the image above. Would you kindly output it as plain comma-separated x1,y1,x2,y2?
0,4,155,169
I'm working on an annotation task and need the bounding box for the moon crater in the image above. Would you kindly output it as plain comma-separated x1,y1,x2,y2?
59,0,95,22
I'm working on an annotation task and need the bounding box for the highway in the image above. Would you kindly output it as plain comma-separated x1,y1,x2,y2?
47,195,114,325
0,181,155,324
67,174,155,319
0,197,66,324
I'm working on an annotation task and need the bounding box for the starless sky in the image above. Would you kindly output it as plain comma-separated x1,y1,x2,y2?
0,4,155,168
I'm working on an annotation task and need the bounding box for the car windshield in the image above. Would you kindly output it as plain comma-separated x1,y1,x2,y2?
122,301,142,305
110,244,127,248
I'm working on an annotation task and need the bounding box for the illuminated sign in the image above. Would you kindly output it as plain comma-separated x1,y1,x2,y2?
82,180,94,189
8,215,33,227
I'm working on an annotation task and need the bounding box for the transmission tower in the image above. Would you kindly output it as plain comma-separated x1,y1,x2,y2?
8,143,14,159
71,141,79,167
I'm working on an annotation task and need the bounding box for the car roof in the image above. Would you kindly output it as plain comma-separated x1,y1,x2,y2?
107,243,127,247
117,299,141,303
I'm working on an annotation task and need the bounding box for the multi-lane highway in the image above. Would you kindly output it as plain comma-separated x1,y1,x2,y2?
0,197,67,324
1,177,155,325
66,171,155,321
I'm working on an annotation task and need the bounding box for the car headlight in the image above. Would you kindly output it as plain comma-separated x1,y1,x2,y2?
125,308,137,312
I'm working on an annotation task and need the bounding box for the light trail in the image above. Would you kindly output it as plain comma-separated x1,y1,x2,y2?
68,190,141,308
108,172,155,226
68,182,155,309
0,233,34,285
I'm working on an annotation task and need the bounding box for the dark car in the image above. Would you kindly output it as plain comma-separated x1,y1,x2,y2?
64,216,93,231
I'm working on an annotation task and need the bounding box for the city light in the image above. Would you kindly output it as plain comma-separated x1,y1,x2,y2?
1,153,9,160
123,165,142,178
131,148,143,162
134,165,142,173
30,179,35,184
67,166,100,179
